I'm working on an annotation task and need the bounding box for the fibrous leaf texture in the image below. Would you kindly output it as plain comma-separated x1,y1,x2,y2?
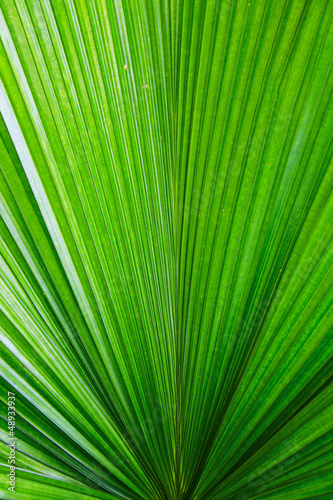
0,0,332,499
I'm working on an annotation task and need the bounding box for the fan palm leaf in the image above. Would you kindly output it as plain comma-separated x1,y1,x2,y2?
0,0,332,498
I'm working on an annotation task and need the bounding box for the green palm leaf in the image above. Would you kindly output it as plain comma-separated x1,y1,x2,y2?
0,0,332,498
